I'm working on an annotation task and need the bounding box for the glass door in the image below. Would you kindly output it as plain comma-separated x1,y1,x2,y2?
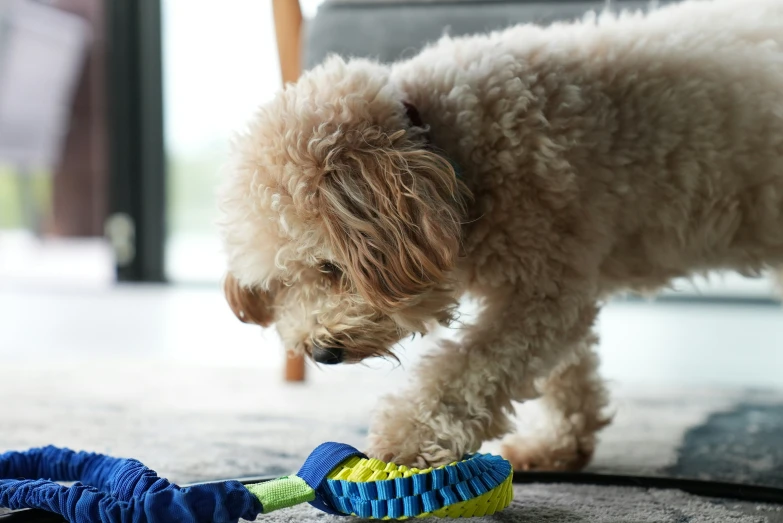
161,0,282,284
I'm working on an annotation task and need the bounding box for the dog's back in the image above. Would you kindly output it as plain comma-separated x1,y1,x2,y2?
391,0,783,294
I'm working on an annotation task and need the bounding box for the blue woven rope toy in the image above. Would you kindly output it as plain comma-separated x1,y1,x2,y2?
0,443,513,522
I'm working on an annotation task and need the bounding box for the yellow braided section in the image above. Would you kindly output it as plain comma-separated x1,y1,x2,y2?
422,472,513,519
327,456,441,481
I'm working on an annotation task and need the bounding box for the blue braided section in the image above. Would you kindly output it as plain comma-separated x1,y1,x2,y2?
295,442,366,516
0,446,262,523
322,453,511,519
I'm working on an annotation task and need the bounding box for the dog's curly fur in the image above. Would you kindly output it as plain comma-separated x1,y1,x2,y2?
218,0,783,471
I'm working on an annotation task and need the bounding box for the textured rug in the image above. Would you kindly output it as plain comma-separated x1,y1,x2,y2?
247,484,783,523
2,361,783,521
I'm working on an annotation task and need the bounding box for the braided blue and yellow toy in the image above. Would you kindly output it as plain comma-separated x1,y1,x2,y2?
0,443,513,522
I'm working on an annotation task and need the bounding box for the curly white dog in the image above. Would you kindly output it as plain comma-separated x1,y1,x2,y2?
218,0,783,471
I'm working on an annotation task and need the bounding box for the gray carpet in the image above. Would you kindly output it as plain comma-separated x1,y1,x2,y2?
259,484,783,523
3,363,783,521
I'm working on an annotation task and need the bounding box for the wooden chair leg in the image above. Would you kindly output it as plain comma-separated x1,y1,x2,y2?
285,352,306,382
273,0,305,382
272,0,303,85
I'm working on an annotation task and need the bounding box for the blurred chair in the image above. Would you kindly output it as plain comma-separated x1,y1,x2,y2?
303,0,675,69
273,0,307,382
0,0,89,234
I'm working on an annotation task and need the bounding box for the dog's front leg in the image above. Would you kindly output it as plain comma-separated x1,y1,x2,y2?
366,285,601,468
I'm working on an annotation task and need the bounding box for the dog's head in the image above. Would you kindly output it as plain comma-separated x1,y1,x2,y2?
219,56,468,364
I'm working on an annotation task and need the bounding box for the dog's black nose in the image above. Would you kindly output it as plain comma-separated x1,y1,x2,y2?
311,344,344,365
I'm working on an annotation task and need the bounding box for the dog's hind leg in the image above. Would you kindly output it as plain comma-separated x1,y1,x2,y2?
501,335,611,471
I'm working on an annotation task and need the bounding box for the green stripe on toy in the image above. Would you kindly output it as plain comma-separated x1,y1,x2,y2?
245,476,315,514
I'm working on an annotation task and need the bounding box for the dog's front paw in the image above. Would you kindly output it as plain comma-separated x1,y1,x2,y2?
500,432,595,471
366,396,463,468
366,430,458,469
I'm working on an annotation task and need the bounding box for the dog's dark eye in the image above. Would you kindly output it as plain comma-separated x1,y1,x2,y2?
319,262,342,276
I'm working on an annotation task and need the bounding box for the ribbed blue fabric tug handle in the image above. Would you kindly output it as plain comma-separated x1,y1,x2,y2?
0,446,262,523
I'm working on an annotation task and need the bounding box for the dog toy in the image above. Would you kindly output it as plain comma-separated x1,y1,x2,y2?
0,443,513,522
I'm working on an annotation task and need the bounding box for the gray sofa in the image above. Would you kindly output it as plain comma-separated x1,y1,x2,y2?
304,0,674,69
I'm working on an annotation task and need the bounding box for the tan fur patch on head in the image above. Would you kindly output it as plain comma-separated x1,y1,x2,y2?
317,126,468,313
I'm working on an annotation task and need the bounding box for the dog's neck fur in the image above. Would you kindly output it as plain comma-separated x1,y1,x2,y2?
403,101,463,181
403,101,426,130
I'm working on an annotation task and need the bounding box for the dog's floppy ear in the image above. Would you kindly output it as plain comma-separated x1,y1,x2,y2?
223,273,276,327
318,128,467,312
